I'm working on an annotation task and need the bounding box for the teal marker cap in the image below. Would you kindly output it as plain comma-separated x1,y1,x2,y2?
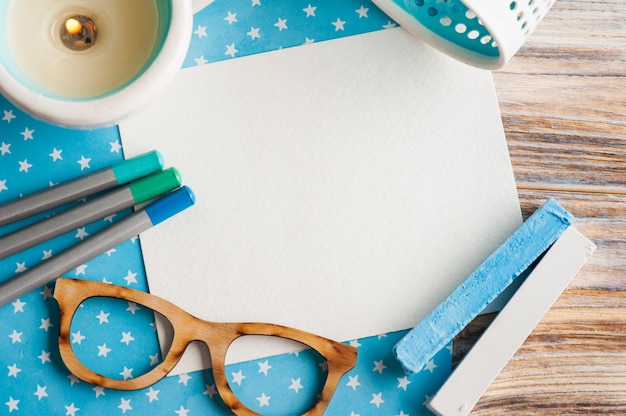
145,186,196,226
128,168,182,204
112,150,165,185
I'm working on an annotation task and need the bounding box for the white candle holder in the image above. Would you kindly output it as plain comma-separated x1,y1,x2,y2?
0,0,213,128
372,0,556,69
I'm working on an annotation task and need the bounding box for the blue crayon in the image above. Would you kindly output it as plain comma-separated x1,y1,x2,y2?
393,198,573,374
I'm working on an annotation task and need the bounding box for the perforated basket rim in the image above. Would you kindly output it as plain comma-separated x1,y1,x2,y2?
371,0,555,69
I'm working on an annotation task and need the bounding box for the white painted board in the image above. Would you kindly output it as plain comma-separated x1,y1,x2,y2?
428,227,596,416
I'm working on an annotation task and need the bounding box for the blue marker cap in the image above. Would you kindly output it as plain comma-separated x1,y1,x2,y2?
144,186,196,226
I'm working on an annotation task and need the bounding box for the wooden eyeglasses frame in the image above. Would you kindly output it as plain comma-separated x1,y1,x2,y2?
54,278,358,416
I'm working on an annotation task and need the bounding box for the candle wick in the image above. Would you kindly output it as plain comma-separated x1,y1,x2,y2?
60,15,97,51
65,18,83,36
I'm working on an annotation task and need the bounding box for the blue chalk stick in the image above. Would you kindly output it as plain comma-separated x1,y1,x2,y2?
393,198,573,374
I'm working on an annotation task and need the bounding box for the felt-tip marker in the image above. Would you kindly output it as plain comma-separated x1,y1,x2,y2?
0,168,182,260
0,186,196,308
0,150,164,227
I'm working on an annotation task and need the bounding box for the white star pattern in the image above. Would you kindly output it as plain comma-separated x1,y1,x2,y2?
8,329,23,343
120,331,135,345
97,343,112,357
274,17,288,31
0,3,450,414
373,359,387,374
120,366,134,380
397,376,411,391
12,299,26,312
123,270,138,286
146,387,160,402
203,384,217,399
258,360,272,375
225,43,239,58
303,4,317,17
231,370,246,386
332,18,346,31
49,147,63,161
5,397,19,413
20,127,35,140
110,140,122,153
256,393,271,407
175,406,190,416
370,392,384,408
195,55,209,65
118,398,132,413
67,374,81,386
349,339,362,347
77,155,91,170
34,385,48,400
356,5,369,18
224,11,238,25
3,109,16,122
423,359,438,373
18,159,33,172
96,310,110,324
93,386,106,398
71,331,86,344
65,403,80,416
39,317,54,331
40,285,53,299
289,377,304,393
38,350,52,364
15,261,27,273
347,375,361,390
178,373,192,386
75,227,89,240
194,25,208,38
7,363,22,377
75,264,88,275
126,301,140,314
0,141,11,155
247,26,261,40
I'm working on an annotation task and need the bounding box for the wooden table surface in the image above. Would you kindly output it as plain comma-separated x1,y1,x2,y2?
455,0,626,414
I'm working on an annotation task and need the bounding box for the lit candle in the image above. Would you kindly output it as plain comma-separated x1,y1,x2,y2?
6,0,160,99
61,15,98,51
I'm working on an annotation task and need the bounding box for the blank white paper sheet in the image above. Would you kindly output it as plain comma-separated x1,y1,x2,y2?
120,27,522,372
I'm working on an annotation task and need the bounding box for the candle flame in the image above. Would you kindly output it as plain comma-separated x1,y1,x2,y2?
65,18,83,36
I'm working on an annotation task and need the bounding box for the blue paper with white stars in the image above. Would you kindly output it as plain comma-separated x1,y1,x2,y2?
1,1,452,415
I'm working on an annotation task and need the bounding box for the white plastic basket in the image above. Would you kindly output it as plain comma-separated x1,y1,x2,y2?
372,0,556,69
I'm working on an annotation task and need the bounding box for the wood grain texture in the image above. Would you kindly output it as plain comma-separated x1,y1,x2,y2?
457,0,626,413
53,278,357,416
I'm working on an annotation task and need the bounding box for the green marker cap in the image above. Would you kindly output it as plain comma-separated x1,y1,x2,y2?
128,168,183,204
112,150,165,185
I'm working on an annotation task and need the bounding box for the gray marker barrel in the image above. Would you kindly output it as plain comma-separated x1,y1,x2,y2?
0,150,163,227
0,186,195,308
0,211,153,307
0,168,181,260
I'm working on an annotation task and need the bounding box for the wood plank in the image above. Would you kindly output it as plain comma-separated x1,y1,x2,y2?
473,290,626,415
452,0,626,413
